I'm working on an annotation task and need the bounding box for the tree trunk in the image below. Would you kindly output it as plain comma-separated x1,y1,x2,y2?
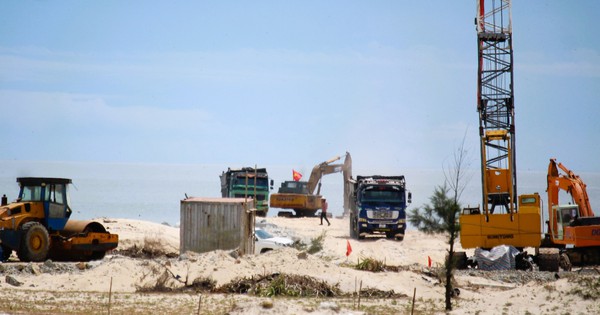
445,233,455,311
445,210,458,311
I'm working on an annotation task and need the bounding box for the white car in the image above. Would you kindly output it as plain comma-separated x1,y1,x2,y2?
254,228,294,254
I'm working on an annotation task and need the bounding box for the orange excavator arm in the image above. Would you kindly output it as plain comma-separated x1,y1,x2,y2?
547,158,594,217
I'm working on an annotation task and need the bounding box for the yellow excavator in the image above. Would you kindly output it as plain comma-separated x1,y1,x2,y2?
0,177,118,262
270,152,352,217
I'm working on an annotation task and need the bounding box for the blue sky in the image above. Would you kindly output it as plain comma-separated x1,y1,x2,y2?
1,1,599,173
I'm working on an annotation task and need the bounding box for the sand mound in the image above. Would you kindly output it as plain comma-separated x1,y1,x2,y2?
0,217,597,314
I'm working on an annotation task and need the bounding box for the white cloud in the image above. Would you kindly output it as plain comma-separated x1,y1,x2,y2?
0,89,216,134
519,48,600,78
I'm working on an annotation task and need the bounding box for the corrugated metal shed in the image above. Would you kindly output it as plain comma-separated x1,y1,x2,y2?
180,197,255,255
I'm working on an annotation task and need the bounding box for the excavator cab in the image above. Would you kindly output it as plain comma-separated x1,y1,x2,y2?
550,205,579,241
277,181,309,194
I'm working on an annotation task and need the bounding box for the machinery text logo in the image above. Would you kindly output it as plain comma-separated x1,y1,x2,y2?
487,234,514,240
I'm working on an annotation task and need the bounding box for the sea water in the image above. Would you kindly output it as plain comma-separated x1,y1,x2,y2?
1,160,599,228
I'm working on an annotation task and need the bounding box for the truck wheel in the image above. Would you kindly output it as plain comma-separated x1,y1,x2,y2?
395,229,405,241
1,245,12,261
17,222,50,262
350,215,362,239
357,227,365,240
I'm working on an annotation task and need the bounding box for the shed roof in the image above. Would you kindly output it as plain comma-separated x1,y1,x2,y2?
181,197,251,204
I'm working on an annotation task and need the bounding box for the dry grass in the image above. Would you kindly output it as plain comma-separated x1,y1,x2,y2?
217,273,341,297
569,276,600,300
352,256,403,273
117,236,176,259
354,257,387,272
291,231,326,255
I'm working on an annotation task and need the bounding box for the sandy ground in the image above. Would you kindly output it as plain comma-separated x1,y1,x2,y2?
0,216,598,314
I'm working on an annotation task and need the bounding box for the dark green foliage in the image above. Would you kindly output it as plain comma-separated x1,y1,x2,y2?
408,184,460,235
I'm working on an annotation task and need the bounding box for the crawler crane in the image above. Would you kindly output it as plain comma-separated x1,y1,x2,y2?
459,0,542,251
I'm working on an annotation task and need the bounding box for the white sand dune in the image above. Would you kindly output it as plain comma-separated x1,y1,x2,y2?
0,216,596,314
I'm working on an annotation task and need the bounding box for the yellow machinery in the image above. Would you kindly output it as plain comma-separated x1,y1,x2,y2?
459,130,542,249
459,0,542,250
544,159,600,268
459,2,599,271
0,177,118,262
270,152,352,217
270,190,323,215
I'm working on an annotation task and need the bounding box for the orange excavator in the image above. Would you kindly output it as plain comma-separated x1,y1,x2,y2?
544,159,600,269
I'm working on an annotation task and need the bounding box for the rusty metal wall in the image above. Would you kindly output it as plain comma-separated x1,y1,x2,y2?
180,197,255,255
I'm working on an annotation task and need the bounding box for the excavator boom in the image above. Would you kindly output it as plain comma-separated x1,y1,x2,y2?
306,155,341,195
547,158,594,217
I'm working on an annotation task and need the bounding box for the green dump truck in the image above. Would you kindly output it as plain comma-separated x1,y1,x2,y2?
220,167,273,216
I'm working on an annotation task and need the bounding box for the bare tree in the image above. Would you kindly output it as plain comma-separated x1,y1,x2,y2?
444,130,472,205
408,131,472,311
442,131,472,311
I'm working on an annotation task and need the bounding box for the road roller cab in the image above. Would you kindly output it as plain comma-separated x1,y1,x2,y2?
0,177,118,262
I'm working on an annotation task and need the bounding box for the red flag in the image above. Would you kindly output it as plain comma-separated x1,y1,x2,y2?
346,240,352,257
292,170,302,181
428,256,432,267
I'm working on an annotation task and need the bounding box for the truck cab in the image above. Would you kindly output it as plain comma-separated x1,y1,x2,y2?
349,175,411,240
220,167,273,216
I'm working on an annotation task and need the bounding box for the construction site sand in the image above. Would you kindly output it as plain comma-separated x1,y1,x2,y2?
0,217,597,314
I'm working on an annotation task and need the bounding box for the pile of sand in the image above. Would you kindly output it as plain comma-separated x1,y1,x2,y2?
0,216,597,314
